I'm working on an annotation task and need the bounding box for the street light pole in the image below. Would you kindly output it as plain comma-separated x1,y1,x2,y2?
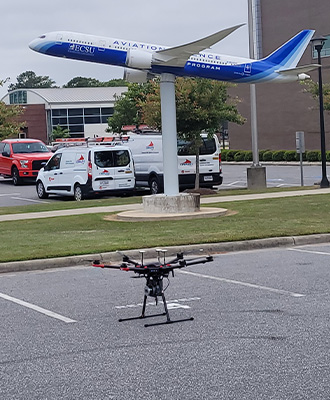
311,36,329,188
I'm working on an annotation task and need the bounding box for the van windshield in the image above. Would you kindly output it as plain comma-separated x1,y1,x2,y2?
94,150,130,167
177,137,216,156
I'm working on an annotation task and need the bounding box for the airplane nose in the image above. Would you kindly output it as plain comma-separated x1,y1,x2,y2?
28,39,38,50
29,35,46,51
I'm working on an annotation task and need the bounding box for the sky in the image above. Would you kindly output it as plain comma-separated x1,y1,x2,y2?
1,0,249,98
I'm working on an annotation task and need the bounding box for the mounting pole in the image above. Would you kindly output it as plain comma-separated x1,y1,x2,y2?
247,0,266,189
160,73,179,196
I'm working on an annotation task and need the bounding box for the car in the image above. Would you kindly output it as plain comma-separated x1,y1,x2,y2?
36,144,135,200
0,138,53,185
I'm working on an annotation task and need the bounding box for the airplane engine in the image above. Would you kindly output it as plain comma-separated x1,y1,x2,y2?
125,49,153,69
123,68,151,83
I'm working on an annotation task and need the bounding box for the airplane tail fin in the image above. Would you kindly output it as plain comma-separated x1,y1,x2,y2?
262,30,315,69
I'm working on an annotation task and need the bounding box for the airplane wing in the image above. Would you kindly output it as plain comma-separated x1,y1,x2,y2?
152,24,245,67
276,64,320,76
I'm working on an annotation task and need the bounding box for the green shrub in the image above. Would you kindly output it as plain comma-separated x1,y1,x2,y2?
220,149,228,161
244,151,253,161
306,151,320,162
272,150,286,161
284,150,298,162
262,151,273,161
234,151,246,162
326,151,330,162
259,150,270,161
226,150,237,161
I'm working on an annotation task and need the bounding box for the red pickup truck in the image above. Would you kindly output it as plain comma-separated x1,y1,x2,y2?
0,138,53,185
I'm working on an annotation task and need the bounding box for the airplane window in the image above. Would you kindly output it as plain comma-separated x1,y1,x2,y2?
39,35,46,39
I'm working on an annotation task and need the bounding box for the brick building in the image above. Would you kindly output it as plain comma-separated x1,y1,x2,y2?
1,87,127,144
229,0,330,151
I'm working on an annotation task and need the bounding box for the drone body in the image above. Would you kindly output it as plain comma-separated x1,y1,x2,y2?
93,250,213,327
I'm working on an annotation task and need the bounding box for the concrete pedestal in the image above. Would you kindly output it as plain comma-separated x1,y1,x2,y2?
247,166,267,189
143,193,200,214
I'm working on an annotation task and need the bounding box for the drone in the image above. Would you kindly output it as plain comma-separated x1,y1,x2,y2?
93,249,213,327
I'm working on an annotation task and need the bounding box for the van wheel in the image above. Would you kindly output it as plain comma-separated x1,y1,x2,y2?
36,181,48,199
149,176,160,195
12,167,22,186
74,184,83,201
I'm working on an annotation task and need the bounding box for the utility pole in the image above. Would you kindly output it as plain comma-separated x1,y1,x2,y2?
247,0,267,188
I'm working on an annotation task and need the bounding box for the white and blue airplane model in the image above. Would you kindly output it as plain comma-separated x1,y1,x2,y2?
29,25,319,84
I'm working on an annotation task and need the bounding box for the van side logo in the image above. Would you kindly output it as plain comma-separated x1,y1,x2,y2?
76,155,85,164
146,141,154,150
180,159,192,166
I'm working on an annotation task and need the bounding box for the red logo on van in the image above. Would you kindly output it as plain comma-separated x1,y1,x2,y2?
181,159,192,165
76,155,85,164
146,141,154,150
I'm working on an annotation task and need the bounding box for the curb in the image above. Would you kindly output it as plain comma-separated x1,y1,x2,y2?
1,233,330,274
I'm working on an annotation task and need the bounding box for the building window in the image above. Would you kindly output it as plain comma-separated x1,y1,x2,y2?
312,35,330,59
68,108,83,116
9,90,27,104
84,108,100,116
50,106,113,138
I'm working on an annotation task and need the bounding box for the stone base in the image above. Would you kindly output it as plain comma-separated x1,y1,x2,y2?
143,193,200,214
247,166,267,189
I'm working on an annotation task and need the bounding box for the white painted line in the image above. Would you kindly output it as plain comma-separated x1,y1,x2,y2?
289,248,330,256
115,297,201,309
11,196,49,204
178,271,305,298
0,292,77,323
0,193,20,197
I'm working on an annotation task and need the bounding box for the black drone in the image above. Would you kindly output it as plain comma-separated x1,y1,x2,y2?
93,250,213,327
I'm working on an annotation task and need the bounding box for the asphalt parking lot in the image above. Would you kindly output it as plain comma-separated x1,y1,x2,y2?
1,244,330,399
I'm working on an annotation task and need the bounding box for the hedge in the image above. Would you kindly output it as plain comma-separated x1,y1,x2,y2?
220,149,330,162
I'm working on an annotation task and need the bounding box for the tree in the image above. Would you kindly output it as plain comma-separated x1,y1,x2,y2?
103,79,129,87
64,77,129,88
140,78,245,189
0,79,26,140
302,79,330,111
9,71,57,90
50,125,70,142
107,81,157,133
64,77,103,88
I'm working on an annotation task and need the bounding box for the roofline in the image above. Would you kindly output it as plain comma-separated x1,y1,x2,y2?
1,88,51,105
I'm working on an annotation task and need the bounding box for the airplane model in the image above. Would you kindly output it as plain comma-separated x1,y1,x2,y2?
29,25,319,84
93,250,213,327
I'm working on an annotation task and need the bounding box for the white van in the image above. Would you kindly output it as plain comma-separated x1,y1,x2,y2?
121,132,223,194
36,144,135,200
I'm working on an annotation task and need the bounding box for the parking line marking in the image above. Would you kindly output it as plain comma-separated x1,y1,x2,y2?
0,292,77,323
289,248,330,256
11,197,49,204
178,271,305,297
0,193,20,197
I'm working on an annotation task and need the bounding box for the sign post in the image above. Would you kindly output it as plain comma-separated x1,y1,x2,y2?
296,131,305,186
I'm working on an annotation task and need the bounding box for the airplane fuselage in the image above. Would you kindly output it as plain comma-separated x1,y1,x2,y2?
29,29,316,84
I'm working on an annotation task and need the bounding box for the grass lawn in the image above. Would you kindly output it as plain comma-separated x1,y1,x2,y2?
1,191,330,262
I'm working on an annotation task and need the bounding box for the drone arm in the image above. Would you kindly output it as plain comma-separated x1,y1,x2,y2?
179,256,214,267
92,261,126,270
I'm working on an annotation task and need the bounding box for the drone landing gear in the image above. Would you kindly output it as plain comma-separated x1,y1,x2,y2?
119,291,194,328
